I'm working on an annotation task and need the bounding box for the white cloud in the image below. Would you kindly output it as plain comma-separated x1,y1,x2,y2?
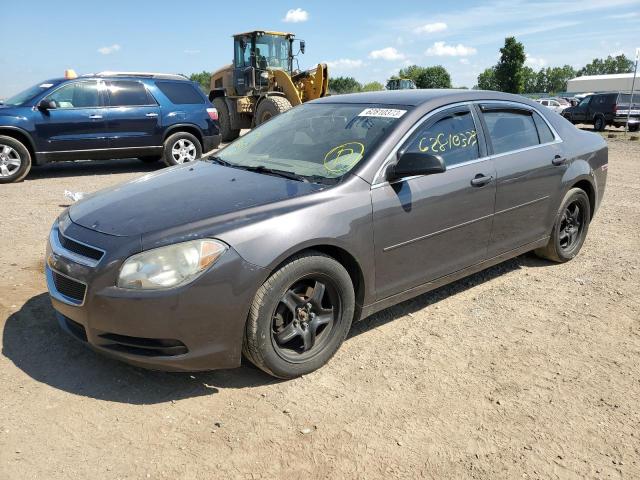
459,58,470,65
369,47,405,61
414,22,447,34
525,54,547,68
425,41,477,57
325,58,364,69
283,8,309,23
184,49,200,55
97,44,121,55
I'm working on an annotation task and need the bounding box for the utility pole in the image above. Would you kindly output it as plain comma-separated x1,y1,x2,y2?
625,48,639,134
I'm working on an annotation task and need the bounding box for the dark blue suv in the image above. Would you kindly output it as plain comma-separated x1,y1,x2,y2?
0,72,220,183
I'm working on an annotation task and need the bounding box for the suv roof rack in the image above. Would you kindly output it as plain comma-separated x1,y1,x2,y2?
88,71,189,81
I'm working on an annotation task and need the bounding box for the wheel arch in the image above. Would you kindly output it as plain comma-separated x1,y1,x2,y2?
0,127,38,164
570,178,596,220
162,124,204,147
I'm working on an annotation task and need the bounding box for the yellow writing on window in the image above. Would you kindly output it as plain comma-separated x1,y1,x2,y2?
417,130,477,154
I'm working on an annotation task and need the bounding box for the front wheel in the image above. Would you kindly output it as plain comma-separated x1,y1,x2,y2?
535,188,591,263
254,96,292,126
162,132,202,167
243,252,355,379
593,115,606,131
0,135,31,184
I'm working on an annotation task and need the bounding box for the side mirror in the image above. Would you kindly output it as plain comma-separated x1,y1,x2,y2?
300,40,306,54
386,151,446,181
37,99,56,110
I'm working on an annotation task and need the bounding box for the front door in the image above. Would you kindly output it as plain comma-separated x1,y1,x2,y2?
104,80,161,150
33,80,107,155
572,96,591,123
479,104,566,257
372,105,497,300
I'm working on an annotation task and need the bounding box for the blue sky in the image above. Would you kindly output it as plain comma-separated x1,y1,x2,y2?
1,0,639,97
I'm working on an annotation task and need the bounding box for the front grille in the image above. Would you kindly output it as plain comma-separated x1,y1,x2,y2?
58,230,104,261
98,332,188,357
52,270,86,303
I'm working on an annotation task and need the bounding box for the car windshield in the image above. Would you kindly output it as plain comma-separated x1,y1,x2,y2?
3,81,60,106
214,103,409,183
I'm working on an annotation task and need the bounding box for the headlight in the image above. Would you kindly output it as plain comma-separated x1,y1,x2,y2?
117,239,227,290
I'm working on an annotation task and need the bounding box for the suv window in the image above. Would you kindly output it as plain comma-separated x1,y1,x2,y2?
483,109,539,155
533,112,555,144
155,81,204,104
107,81,155,107
578,96,591,108
46,81,100,109
403,107,479,167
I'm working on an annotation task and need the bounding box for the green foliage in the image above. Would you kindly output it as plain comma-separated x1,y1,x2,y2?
579,54,634,76
494,37,527,93
189,71,211,93
520,64,577,93
476,67,498,90
397,65,452,89
361,81,384,92
329,76,362,94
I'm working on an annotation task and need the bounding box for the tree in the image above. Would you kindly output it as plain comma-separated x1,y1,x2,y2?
476,67,498,90
329,76,362,94
545,65,577,92
361,81,384,92
396,64,452,89
494,37,526,93
579,54,634,76
189,71,211,93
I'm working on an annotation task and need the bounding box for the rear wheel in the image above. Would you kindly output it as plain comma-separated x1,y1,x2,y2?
593,115,606,131
255,96,292,126
0,135,31,184
162,132,202,167
243,252,355,379
213,97,240,142
535,188,591,263
628,124,639,132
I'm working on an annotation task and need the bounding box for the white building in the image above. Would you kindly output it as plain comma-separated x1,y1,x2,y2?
566,73,637,94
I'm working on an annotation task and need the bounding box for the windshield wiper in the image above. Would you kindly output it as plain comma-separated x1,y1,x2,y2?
208,155,234,167
237,165,309,182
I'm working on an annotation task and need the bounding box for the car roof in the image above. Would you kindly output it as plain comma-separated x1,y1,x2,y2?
311,89,539,107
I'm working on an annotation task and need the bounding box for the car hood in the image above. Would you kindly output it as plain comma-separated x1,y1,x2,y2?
69,161,326,237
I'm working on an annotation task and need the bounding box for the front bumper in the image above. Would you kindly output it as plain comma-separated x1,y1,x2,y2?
46,216,264,371
203,134,221,153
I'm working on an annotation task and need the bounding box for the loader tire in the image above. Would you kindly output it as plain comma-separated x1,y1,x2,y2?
213,97,240,143
255,96,292,126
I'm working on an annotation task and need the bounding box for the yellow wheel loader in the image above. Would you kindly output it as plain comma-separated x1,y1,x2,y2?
209,31,329,142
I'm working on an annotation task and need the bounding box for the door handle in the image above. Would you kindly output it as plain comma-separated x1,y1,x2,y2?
470,174,493,187
552,155,567,166
89,114,103,119
145,112,159,117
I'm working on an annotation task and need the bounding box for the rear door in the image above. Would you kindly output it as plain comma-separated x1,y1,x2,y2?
478,103,565,257
371,105,497,299
104,80,162,150
33,80,108,154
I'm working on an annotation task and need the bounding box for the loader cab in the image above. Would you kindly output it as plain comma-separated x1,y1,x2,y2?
233,31,296,96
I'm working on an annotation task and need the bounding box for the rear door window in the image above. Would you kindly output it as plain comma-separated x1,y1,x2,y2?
106,81,155,107
155,81,204,104
481,108,540,155
402,106,480,167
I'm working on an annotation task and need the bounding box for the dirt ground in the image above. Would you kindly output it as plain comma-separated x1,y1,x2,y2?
0,134,639,480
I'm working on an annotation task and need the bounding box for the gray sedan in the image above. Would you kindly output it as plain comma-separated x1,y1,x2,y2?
46,90,608,378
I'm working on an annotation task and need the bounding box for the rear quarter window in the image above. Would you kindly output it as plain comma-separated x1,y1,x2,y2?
532,112,555,144
155,81,204,104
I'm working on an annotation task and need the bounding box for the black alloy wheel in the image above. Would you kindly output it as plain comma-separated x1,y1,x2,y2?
558,200,585,253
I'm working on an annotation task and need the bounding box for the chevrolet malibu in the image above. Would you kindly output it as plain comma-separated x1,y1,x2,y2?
46,90,608,379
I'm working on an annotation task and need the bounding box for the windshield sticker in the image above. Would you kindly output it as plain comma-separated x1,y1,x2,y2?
39,83,54,88
324,142,365,174
358,108,407,119
417,130,477,154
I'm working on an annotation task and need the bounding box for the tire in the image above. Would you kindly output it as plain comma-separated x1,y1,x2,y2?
213,97,240,143
593,115,606,132
243,251,355,379
138,156,161,163
255,96,292,126
535,188,591,263
0,135,31,184
628,124,639,132
162,131,202,167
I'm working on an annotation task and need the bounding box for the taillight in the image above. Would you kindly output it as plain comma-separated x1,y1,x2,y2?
206,107,218,121
613,103,618,114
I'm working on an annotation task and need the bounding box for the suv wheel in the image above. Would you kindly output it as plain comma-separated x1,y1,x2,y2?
593,116,606,132
0,135,31,184
243,251,355,379
163,132,202,167
628,124,639,133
